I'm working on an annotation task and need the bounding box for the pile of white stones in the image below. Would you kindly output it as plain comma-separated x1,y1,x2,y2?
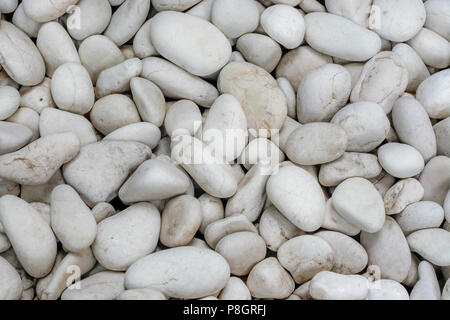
0,0,449,301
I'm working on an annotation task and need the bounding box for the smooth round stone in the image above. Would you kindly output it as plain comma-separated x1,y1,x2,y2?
322,198,361,236
0,86,20,120
219,277,251,300
246,257,295,299
377,143,425,179
152,0,201,11
51,63,95,115
22,0,78,22
117,288,166,300
419,156,450,205
278,235,334,283
39,107,97,147
261,4,305,49
236,34,282,73
315,231,368,275
50,184,97,253
202,94,247,162
408,28,450,69
0,21,45,86
119,158,189,203
0,256,22,300
215,232,266,276
309,271,369,300
125,247,230,299
434,117,450,157
425,0,450,41
211,0,259,39
218,62,287,137
96,58,143,98
141,57,219,108
66,0,112,40
36,21,81,78
277,78,296,118
62,271,125,300
350,51,408,114
93,203,160,271
0,122,32,155
407,228,450,266
104,122,160,149
319,152,382,187
369,0,425,42
63,141,151,205
103,0,150,46
392,95,437,162
90,94,141,135
160,195,202,247
392,44,430,92
130,77,165,127
0,195,57,278
396,201,445,235
330,102,390,152
259,206,303,252
297,64,351,123
164,100,202,138
416,69,450,119
150,11,231,77
410,261,441,300
384,178,424,215
285,123,347,165
304,12,381,61
204,215,257,249
332,177,385,233
78,35,125,84
367,279,409,300
0,133,80,186
276,45,333,92
267,166,326,232
360,217,411,282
